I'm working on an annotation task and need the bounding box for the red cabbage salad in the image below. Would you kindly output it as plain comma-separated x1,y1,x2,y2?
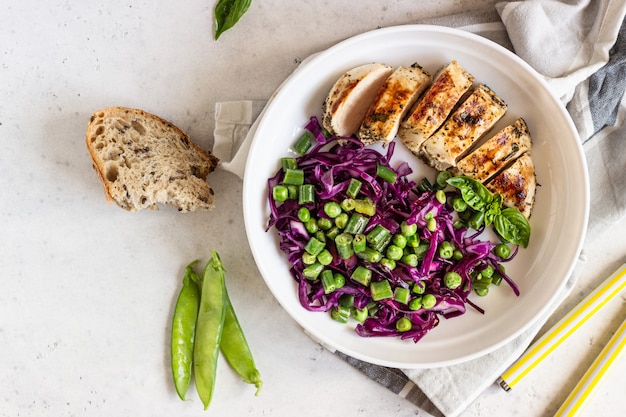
266,116,531,343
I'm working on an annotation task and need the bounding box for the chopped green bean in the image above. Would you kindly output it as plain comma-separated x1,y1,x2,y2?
340,198,355,212
335,233,354,260
281,157,297,171
320,270,337,294
344,213,369,235
376,162,397,183
352,307,368,323
355,247,383,263
302,263,324,280
287,185,298,200
352,233,367,253
436,170,452,188
334,212,349,229
351,266,372,286
331,305,350,323
293,131,313,155
301,252,316,265
370,280,393,301
298,184,315,204
346,178,362,198
317,217,333,231
353,198,376,216
400,253,418,267
282,168,304,185
394,287,411,304
304,237,325,256
366,225,391,249
316,249,333,266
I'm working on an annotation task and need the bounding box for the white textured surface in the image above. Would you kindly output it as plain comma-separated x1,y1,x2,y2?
1,1,624,416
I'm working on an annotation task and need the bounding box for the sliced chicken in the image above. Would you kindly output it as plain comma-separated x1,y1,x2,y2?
358,64,431,146
419,84,508,171
322,63,394,137
399,60,474,153
485,152,536,218
453,117,532,183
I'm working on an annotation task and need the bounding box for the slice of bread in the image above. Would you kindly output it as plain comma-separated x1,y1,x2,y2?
86,107,219,212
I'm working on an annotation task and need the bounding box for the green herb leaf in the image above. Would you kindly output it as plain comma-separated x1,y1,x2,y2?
494,208,531,248
484,194,503,226
446,176,493,212
214,0,252,40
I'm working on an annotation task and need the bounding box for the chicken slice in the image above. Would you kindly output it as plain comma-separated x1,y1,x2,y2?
399,60,474,153
453,117,532,183
419,84,508,171
322,63,394,137
358,64,431,146
485,152,536,218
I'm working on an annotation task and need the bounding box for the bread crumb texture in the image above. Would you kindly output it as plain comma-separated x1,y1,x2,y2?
86,107,219,212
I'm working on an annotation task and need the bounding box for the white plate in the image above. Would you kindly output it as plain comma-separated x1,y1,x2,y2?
243,25,589,368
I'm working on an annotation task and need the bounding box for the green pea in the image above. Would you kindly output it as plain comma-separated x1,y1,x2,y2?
494,243,511,259
323,201,342,218
421,293,437,309
395,317,413,332
171,262,201,401
452,196,468,212
297,207,311,223
304,218,318,234
272,185,288,202
444,271,462,289
435,189,447,204
386,244,404,261
392,234,407,249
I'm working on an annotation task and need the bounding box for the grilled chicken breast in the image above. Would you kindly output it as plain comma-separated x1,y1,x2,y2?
453,117,532,183
322,63,394,137
399,60,474,153
485,152,536,218
358,64,431,146
419,84,508,171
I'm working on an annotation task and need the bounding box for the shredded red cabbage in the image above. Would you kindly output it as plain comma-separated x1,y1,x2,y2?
266,117,519,343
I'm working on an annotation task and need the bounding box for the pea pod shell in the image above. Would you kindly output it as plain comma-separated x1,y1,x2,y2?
221,288,262,395
193,252,226,410
170,264,201,401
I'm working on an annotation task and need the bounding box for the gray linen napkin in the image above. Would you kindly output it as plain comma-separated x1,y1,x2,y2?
213,3,626,416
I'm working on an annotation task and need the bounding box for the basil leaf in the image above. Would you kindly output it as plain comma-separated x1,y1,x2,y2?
484,194,503,226
214,0,252,40
494,208,531,248
446,176,493,212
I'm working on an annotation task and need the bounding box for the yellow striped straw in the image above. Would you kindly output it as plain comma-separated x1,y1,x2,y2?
497,263,626,391
554,316,626,417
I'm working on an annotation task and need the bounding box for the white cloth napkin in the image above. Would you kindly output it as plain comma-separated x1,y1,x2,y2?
212,2,626,416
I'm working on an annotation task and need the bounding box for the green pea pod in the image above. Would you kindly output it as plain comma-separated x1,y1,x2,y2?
214,0,252,40
171,261,201,401
220,287,262,395
194,251,226,410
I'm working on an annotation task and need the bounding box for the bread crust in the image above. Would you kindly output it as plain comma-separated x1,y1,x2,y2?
86,106,219,212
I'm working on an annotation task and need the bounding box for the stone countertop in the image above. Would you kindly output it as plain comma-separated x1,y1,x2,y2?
1,1,625,416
